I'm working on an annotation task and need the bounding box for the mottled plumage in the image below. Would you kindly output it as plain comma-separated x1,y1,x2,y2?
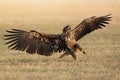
4,14,111,60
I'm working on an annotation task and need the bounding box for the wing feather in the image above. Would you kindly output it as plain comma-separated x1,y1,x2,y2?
72,14,112,41
4,29,66,56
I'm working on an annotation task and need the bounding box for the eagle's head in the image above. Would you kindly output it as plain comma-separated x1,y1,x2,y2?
63,25,71,33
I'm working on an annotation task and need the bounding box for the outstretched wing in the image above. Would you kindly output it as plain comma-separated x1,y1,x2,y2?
4,29,66,56
72,14,112,41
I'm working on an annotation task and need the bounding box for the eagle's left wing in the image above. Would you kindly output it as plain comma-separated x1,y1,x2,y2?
4,29,67,56
72,14,112,41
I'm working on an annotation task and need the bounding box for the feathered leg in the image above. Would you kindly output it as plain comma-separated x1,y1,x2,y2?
59,50,69,58
68,48,77,60
59,48,77,60
74,43,86,54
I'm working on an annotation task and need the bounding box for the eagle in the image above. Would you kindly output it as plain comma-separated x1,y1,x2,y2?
4,14,111,60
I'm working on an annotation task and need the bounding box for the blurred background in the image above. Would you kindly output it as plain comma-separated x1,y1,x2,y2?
0,0,119,26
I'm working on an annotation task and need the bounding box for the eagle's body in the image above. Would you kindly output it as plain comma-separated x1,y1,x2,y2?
4,14,111,60
64,30,76,48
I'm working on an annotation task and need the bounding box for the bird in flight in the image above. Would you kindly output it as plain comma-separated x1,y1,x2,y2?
4,14,111,60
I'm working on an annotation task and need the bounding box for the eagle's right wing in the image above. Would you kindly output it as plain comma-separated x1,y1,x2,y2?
4,29,67,56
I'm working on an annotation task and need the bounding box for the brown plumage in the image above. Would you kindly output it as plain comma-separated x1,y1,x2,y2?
4,14,111,60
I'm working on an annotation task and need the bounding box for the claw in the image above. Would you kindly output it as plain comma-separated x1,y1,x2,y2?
83,51,87,54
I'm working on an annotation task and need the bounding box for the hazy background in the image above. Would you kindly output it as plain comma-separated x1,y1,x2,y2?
0,0,120,3
0,0,119,27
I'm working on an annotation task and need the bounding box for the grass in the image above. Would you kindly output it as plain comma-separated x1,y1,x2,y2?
0,1,120,80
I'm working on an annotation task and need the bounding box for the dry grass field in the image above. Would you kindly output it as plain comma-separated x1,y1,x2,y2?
0,0,120,80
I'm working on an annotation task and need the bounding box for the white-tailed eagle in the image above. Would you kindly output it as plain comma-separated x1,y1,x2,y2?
4,14,112,60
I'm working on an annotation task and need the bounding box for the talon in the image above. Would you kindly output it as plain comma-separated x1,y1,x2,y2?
83,51,86,54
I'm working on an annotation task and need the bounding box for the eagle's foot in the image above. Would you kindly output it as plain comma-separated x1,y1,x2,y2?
83,51,87,54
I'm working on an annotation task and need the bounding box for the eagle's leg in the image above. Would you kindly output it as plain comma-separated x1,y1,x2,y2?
69,48,77,60
59,49,77,60
59,51,69,58
74,43,86,54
